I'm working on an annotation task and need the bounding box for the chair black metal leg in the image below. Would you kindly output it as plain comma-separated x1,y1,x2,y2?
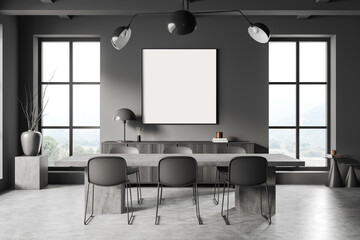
126,182,135,225
160,184,163,205
260,184,263,217
221,181,230,225
217,172,221,204
265,183,272,225
226,181,230,225
192,184,196,205
84,183,94,225
135,172,139,203
260,183,271,225
213,169,219,205
220,181,230,225
135,171,143,204
126,183,129,222
155,183,161,225
195,183,202,225
194,184,198,212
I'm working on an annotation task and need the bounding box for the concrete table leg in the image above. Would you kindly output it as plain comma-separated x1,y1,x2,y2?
84,168,126,214
326,158,344,188
345,165,358,188
235,167,276,216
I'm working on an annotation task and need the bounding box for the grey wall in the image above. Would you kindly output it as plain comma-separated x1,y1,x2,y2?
0,15,18,192
17,15,360,161
18,15,269,152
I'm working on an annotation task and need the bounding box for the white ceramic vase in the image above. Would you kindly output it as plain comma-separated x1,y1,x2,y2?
21,130,43,156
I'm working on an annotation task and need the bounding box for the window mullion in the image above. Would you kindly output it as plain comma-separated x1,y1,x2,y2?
296,41,300,160
69,41,73,156
326,39,331,158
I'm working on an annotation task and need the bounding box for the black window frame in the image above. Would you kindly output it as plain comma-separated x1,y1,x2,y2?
269,37,331,171
39,38,100,163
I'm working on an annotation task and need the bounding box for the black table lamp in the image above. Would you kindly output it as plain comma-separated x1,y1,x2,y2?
112,108,137,142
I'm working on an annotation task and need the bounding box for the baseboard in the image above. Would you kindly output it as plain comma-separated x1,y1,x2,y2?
276,171,328,185
49,171,84,184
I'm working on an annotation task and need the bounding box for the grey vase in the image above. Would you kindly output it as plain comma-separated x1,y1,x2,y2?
21,130,43,156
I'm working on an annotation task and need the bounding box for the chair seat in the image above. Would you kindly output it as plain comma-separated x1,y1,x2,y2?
127,166,139,175
217,166,229,174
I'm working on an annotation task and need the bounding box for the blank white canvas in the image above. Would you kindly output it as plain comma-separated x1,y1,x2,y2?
142,49,217,124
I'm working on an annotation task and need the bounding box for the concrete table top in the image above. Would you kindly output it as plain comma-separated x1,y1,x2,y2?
55,153,304,167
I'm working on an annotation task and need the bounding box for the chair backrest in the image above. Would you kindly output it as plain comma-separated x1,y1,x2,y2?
163,146,193,154
88,156,127,186
158,156,197,186
110,146,139,154
229,156,268,186
217,146,246,154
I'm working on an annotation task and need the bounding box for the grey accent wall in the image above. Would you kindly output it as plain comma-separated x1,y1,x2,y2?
18,15,269,153
0,15,18,192
17,15,360,162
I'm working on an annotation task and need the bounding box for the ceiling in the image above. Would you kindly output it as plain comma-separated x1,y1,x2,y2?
1,0,360,17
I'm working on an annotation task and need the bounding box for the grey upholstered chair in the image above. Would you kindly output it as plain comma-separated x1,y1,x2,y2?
213,146,246,204
162,146,195,204
110,146,143,204
221,156,271,225
155,156,202,225
84,156,134,225
163,146,193,154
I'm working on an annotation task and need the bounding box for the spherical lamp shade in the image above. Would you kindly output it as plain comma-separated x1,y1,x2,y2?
248,23,270,44
111,26,132,50
167,10,197,35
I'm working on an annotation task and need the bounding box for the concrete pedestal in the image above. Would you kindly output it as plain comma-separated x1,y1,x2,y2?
235,167,276,215
84,167,126,214
15,155,48,190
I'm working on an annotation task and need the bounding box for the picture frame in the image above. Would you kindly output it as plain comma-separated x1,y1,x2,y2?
141,49,217,124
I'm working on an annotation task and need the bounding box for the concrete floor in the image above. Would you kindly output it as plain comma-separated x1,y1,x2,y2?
0,185,359,240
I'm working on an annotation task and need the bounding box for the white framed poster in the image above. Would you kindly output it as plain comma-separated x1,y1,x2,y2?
142,49,217,124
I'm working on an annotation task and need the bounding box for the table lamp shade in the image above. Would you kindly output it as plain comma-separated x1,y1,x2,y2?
112,108,137,122
112,108,137,142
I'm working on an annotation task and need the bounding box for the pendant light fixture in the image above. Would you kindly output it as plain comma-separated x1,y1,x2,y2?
248,23,270,43
111,0,271,50
167,0,197,35
111,26,132,50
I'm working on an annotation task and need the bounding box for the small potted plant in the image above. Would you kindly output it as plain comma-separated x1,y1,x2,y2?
19,80,50,156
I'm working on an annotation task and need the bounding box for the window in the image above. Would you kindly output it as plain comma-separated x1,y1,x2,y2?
40,39,100,166
269,39,329,167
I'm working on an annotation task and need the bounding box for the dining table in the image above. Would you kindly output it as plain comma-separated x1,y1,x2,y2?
56,153,305,215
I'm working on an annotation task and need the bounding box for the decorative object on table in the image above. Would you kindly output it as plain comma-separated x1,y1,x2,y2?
21,131,43,156
216,132,223,138
213,132,228,143
112,108,137,142
111,0,270,51
212,137,228,143
18,82,50,156
136,127,144,142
